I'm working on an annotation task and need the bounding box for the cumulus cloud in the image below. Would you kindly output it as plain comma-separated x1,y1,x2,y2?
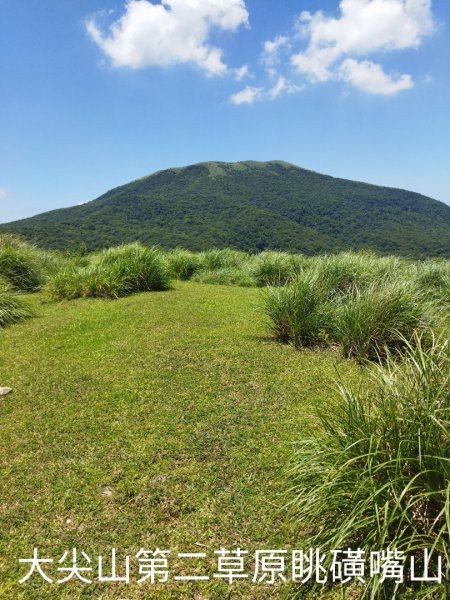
291,0,434,94
0,189,8,201
88,0,436,102
339,58,413,94
231,0,434,103
86,0,249,76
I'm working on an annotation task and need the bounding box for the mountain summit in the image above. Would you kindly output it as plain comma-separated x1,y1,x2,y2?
2,161,449,257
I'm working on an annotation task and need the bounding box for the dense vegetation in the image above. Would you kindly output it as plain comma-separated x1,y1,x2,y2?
0,282,33,327
1,235,449,598
265,253,448,361
288,335,449,599
2,235,448,361
0,233,44,291
48,243,170,299
2,161,450,257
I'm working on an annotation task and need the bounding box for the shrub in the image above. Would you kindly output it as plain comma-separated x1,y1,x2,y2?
192,267,256,287
0,234,43,291
333,279,435,360
48,244,170,299
164,248,201,280
287,334,450,598
265,272,332,347
0,279,33,327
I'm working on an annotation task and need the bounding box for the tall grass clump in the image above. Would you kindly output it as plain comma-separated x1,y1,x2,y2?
333,279,436,361
0,234,43,291
307,252,379,296
265,272,333,347
413,260,450,304
287,334,450,598
42,249,89,276
164,248,201,280
46,261,89,300
198,248,248,271
245,251,305,286
372,254,411,280
0,279,33,327
48,243,170,300
192,267,256,287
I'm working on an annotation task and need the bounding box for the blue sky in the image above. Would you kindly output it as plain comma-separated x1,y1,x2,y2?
0,0,449,224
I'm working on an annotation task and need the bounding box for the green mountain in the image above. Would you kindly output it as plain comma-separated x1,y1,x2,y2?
2,160,449,257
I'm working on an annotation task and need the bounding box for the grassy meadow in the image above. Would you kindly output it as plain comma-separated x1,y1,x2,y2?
0,235,449,599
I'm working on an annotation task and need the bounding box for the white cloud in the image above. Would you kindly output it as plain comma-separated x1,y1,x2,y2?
263,35,289,65
234,64,250,81
87,0,249,76
231,35,300,103
89,0,436,103
291,0,434,93
240,0,434,103
231,76,301,104
339,59,413,94
0,189,8,201
267,76,302,99
230,85,263,105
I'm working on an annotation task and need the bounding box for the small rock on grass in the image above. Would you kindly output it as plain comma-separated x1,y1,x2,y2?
0,387,12,396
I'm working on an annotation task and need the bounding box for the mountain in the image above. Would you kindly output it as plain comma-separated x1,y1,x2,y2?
2,161,449,257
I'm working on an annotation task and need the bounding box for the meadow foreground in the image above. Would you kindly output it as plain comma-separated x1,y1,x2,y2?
0,282,360,599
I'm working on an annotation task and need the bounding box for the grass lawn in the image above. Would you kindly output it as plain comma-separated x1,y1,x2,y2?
0,282,361,599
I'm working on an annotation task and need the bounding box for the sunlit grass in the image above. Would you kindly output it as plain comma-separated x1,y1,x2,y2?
287,334,450,599
0,282,360,599
47,243,170,299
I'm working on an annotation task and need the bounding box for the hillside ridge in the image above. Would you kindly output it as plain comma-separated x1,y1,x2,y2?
1,160,449,257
